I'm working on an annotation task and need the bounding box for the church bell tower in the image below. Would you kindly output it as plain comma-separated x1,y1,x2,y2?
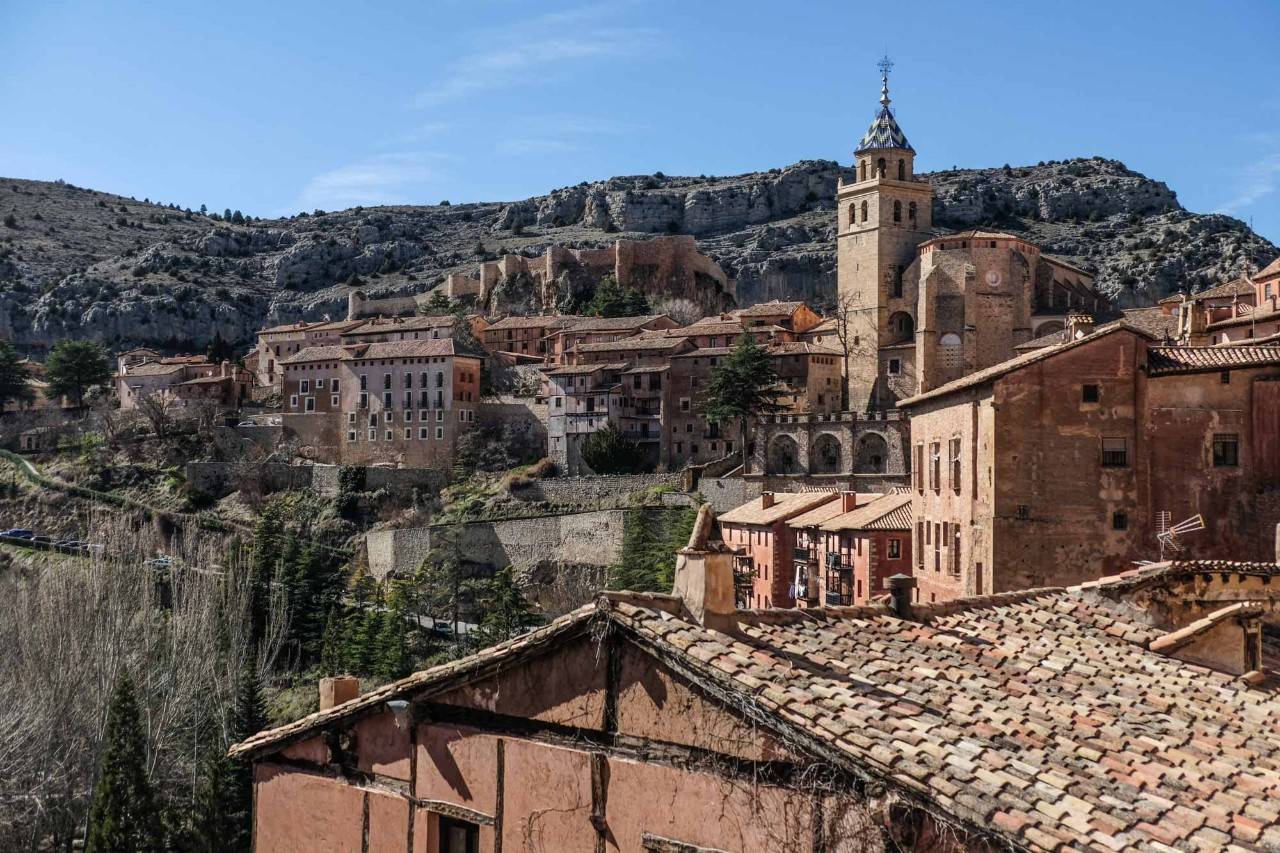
837,57,933,411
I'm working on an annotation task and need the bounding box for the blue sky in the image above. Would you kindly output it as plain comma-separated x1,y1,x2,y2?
4,0,1279,242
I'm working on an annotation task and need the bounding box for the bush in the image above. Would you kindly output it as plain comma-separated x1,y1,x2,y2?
3,214,16,228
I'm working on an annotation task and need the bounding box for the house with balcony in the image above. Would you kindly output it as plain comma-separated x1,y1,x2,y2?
814,492,913,605
717,491,840,609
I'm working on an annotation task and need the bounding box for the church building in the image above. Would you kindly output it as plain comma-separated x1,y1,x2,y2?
838,61,1104,411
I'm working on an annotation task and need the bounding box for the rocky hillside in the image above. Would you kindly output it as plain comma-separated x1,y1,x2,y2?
0,158,1272,354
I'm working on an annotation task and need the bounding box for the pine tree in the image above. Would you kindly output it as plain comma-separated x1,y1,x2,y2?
189,745,237,853
0,341,33,409
319,604,345,676
374,583,411,681
581,423,647,474
702,335,786,472
248,507,284,647
86,673,162,853
475,568,539,646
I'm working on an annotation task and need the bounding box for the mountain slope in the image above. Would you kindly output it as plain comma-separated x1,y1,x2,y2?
0,158,1272,354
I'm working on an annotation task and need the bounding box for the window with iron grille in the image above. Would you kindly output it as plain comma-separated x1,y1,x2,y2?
1213,433,1239,467
1101,437,1128,467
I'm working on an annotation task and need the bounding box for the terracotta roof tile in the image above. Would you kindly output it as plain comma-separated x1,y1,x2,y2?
486,314,584,330
717,492,838,526
818,493,914,532
1146,345,1280,376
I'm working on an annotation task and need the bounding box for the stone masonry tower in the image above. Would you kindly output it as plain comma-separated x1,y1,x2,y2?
837,58,933,411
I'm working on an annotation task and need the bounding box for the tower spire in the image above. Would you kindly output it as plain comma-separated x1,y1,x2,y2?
878,55,894,108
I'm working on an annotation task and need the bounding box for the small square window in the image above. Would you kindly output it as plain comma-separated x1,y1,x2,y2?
332,394,340,407
346,430,357,442
1101,437,1128,467
887,358,901,376
1082,384,1099,403
385,429,393,441
436,427,444,440
1112,511,1128,530
419,427,429,439
289,395,298,409
1213,433,1239,467
1221,371,1231,385
404,428,412,440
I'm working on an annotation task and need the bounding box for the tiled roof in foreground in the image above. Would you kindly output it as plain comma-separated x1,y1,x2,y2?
1146,344,1280,375
233,561,1280,852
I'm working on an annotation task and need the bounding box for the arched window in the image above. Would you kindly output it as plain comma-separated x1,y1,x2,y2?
898,159,905,180
859,161,867,182
848,204,856,227
860,201,868,222
893,200,902,223
877,157,886,177
908,201,917,222
939,332,963,371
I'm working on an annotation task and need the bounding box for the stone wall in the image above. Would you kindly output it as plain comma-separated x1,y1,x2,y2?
510,473,686,506
365,508,634,579
185,461,444,500
753,410,910,477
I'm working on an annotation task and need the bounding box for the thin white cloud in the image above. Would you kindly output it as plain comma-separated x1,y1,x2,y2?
411,4,660,108
293,152,448,212
381,121,453,147
1217,133,1280,216
495,138,578,156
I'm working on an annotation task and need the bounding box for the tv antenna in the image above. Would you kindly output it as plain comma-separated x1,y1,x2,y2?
1155,511,1205,560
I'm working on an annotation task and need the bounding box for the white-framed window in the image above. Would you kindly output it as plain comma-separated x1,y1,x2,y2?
346,431,357,442
384,411,392,423
359,374,367,391
331,395,340,407
459,411,466,422
405,410,413,422
419,410,429,421
383,392,393,407
404,392,411,409
436,410,444,422
332,379,340,393
368,428,377,440
436,427,444,440
289,395,298,409
385,429,393,441
404,428,412,440
300,379,310,394
304,397,315,412
315,378,325,389
419,427,429,439
420,371,428,388
347,412,356,425
358,392,368,409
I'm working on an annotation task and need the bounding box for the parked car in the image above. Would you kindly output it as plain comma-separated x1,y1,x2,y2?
3,529,35,539
32,535,52,545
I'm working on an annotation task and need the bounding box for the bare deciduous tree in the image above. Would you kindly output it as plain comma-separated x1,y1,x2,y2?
134,390,182,441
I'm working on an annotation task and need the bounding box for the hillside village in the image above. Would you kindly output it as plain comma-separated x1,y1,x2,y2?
7,65,1280,853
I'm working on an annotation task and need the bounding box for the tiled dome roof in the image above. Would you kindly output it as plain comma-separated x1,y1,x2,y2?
855,104,913,153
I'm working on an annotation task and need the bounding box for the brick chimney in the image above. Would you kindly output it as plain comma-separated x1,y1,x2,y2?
760,491,775,509
840,491,858,512
672,505,735,629
887,574,916,618
1066,313,1095,340
319,676,360,711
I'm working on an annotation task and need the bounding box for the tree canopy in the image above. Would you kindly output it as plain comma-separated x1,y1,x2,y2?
46,339,111,408
85,673,162,853
701,335,786,470
0,340,34,409
585,275,649,318
580,423,648,474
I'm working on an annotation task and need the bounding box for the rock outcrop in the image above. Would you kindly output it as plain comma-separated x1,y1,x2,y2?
0,157,1272,354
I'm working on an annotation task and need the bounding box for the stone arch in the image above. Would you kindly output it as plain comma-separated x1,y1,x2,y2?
1033,320,1064,338
860,201,869,222
854,432,889,474
859,160,867,182
893,200,902,223
898,159,905,180
877,157,886,177
888,311,915,344
768,435,802,475
810,433,843,474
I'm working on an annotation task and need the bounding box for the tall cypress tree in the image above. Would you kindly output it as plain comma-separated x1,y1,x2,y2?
218,658,266,853
86,673,162,853
374,583,411,681
248,507,284,647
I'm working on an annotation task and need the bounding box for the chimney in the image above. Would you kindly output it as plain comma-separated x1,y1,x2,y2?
840,491,858,512
887,574,916,618
1066,313,1095,340
319,676,360,711
760,491,776,509
672,505,735,629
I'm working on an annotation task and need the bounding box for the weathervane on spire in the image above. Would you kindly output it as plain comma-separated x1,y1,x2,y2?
877,55,894,107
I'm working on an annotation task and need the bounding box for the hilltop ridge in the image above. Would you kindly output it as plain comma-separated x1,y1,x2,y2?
0,157,1272,354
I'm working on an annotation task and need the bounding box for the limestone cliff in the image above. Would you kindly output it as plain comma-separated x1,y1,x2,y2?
0,157,1272,354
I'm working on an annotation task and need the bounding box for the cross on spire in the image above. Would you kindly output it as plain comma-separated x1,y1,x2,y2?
877,55,894,107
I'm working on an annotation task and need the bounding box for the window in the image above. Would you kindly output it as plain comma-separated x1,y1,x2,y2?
300,379,309,394
384,411,393,423
405,409,414,422
898,159,905,180
908,201,917,222
420,410,429,421
893,200,901,223
383,392,393,408
1112,511,1128,530
359,392,368,409
346,431,357,442
891,265,904,298
860,200,868,222
316,378,325,389
913,443,924,492
383,373,392,390
347,412,356,425
404,373,413,389
1016,504,1030,520
404,428,412,440
680,397,690,412
404,392,412,409
331,394,340,407
332,379,340,393
436,427,444,439
1082,384,1099,403
438,816,479,853
949,437,961,493
436,410,444,422
436,371,445,388
385,429,393,441
1213,433,1239,467
420,427,429,439
951,525,961,575
888,538,901,559
1221,371,1231,385
887,358,901,375
304,397,315,413
1101,437,1128,467
929,442,941,491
